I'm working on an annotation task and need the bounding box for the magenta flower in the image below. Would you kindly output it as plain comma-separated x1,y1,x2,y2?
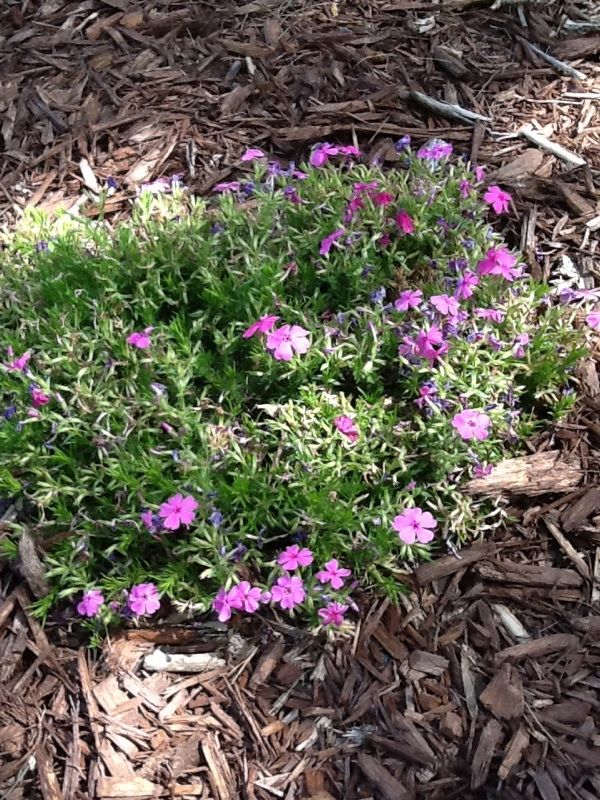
241,147,265,162
128,583,160,616
586,312,600,330
228,581,262,614
319,228,344,256
213,587,239,622
395,289,423,312
338,145,361,158
417,139,453,161
270,575,306,610
5,348,31,373
77,589,104,618
212,181,240,193
513,333,530,358
474,462,493,478
140,509,162,535
310,143,339,167
452,409,491,441
474,166,486,182
318,602,349,627
158,494,198,530
243,314,280,339
484,185,512,215
392,507,437,545
414,325,448,362
334,415,359,443
477,247,518,281
278,544,314,571
430,294,459,317
354,181,379,193
372,191,394,207
459,179,472,198
395,210,415,234
455,270,479,300
475,308,506,323
316,559,351,590
266,324,310,361
126,327,153,349
415,383,437,409
30,387,50,408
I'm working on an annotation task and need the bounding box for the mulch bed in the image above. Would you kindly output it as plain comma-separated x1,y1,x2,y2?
2,0,600,798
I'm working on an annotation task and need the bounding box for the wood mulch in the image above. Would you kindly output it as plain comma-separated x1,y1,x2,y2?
2,1,600,798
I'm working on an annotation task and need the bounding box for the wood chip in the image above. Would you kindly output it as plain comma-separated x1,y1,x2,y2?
479,662,524,720
356,753,411,800
495,634,579,664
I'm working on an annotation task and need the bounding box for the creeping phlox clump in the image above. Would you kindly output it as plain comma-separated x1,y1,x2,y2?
0,138,587,630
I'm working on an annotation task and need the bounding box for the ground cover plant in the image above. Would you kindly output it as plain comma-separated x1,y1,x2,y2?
0,140,588,633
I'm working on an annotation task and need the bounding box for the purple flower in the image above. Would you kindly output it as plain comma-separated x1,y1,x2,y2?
452,409,490,441
128,583,160,616
209,509,223,528
586,312,600,329
228,581,262,613
141,510,163,535
334,415,359,443
212,181,240,193
392,507,437,545
5,348,31,373
266,325,310,361
477,247,519,281
513,333,530,358
213,587,238,622
395,289,423,312
158,494,198,530
395,134,411,152
127,327,153,349
243,314,280,339
316,559,351,590
459,179,472,198
241,147,265,162
414,325,448,362
30,386,50,407
310,143,340,167
475,308,505,323
370,286,386,304
455,270,480,300
417,139,453,161
278,545,314,571
319,602,349,626
270,575,306,610
319,229,344,256
77,589,104,618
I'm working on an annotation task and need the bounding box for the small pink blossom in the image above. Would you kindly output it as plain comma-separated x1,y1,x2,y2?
484,185,512,215
459,179,472,198
474,463,493,478
477,247,519,281
395,289,423,312
128,583,160,616
158,493,198,530
392,507,437,545
316,559,351,590
455,270,479,300
334,415,359,443
430,294,459,317
266,325,310,361
513,333,530,358
31,387,50,407
475,308,506,323
127,327,153,349
5,348,31,373
344,196,364,221
415,383,437,409
241,147,265,162
213,587,238,622
395,209,415,234
319,228,344,256
77,589,104,618
318,602,349,627
213,181,240,193
452,409,491,441
474,166,486,182
338,145,361,158
278,545,314,571
415,325,448,362
354,181,379,193
372,191,394,207
243,314,280,339
270,575,306,610
378,233,391,248
228,581,262,613
310,143,339,168
586,312,600,330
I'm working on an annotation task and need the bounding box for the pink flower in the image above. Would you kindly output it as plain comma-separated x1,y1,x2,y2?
477,247,519,281
266,325,310,361
318,602,349,627
354,181,379,193
452,409,491,441
459,179,472,198
484,185,512,215
474,166,486,182
213,587,239,622
415,325,448,362
128,583,160,616
455,270,479,300
31,387,50,407
127,327,153,349
372,191,394,207
338,145,361,158
475,308,506,323
586,312,600,330
241,147,265,162
319,228,344,256
310,143,339,167
395,210,414,234
158,493,198,530
513,333,530,358
270,575,306,610
213,181,240,193
415,383,437,409
278,545,314,571
395,289,423,312
344,196,364,221
228,581,262,613
243,314,280,339
316,559,351,590
474,462,493,478
334,415,359,443
5,348,31,373
392,507,437,545
77,589,104,618
430,294,459,317
378,233,391,249
417,140,453,161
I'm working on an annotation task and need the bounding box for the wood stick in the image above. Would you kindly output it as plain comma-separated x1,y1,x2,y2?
543,517,591,581
520,126,586,167
523,40,586,81
409,90,491,124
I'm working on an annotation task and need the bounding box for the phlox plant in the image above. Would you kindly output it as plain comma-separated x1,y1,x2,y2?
0,139,588,631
